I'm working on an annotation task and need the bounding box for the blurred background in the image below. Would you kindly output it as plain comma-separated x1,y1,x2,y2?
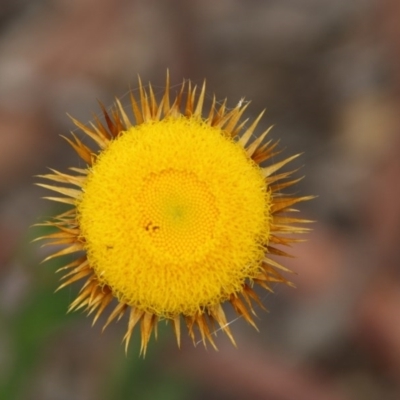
1,0,400,399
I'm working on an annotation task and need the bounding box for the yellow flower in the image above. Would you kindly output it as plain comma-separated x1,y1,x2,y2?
36,73,312,355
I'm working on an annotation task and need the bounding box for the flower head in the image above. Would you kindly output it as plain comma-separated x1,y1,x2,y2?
36,73,312,355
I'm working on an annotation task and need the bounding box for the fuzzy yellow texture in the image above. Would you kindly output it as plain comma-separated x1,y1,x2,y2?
78,116,271,317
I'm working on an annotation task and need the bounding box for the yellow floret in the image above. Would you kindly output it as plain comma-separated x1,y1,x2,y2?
77,116,270,317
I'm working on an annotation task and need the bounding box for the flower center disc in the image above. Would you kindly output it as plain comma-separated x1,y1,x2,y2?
78,116,270,316
139,169,218,260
